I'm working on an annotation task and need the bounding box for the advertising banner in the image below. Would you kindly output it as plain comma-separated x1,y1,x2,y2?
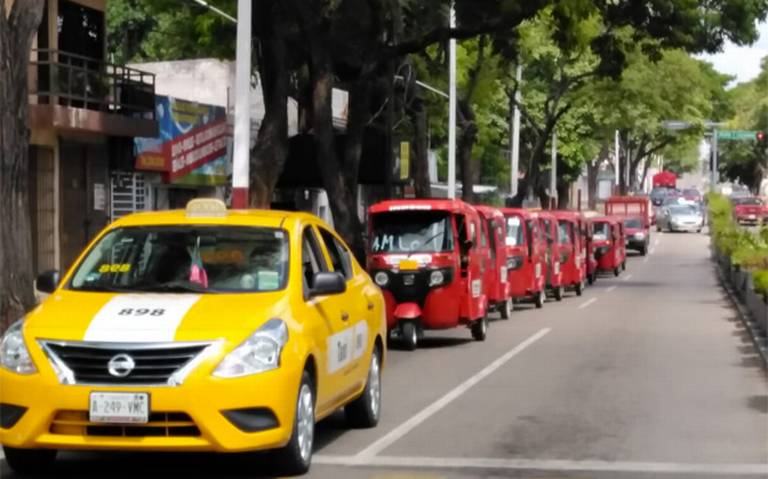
135,96,231,186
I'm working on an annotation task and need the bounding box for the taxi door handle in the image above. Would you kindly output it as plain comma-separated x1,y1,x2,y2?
367,301,374,311
341,311,350,321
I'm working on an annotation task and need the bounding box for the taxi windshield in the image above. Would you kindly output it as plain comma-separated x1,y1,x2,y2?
371,211,454,253
69,226,289,293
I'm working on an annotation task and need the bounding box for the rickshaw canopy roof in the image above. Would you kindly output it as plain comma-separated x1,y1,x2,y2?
369,198,478,216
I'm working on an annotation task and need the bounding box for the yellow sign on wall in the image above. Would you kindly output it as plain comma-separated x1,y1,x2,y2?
400,142,410,180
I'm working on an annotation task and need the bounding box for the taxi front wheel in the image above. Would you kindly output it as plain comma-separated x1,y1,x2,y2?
3,446,57,476
273,371,314,475
345,347,382,428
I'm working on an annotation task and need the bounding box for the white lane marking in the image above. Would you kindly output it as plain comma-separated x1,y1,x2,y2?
354,328,551,460
313,455,768,476
577,297,598,309
622,274,633,282
605,286,617,293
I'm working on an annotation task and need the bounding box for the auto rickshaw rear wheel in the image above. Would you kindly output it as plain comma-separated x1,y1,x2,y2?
575,281,584,296
471,316,488,341
534,290,545,308
400,321,418,351
588,272,596,285
500,298,513,319
554,285,564,301
614,267,620,277
621,261,626,271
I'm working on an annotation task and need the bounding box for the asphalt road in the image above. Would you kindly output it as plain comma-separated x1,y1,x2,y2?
2,231,767,478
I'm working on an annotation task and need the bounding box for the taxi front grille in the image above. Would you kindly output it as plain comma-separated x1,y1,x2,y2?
40,341,212,386
50,410,201,437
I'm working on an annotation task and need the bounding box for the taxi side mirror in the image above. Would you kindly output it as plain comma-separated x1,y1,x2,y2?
36,270,60,294
309,272,346,297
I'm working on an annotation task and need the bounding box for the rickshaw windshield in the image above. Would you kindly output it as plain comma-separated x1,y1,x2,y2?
505,216,525,246
557,221,571,244
593,222,610,241
371,211,454,253
624,218,643,229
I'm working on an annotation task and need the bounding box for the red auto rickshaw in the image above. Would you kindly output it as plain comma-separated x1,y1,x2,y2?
538,211,566,301
475,206,513,319
367,199,489,350
500,208,548,308
553,211,587,296
592,216,626,277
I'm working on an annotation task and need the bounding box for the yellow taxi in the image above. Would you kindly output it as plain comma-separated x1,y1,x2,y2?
0,199,385,475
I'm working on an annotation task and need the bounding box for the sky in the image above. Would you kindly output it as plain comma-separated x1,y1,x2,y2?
697,22,768,86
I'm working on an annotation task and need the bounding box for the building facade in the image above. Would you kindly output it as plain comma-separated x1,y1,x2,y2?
26,0,157,274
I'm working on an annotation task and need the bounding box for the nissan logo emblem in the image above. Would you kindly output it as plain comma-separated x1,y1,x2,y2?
107,353,135,378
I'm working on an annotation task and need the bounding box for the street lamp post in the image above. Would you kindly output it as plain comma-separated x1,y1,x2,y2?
447,5,457,200
231,0,251,208
510,63,522,198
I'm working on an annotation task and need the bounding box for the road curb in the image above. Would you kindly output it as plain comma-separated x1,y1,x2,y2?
715,264,768,370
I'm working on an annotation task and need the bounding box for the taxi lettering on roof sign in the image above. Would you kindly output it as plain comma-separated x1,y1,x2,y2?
0,200,386,476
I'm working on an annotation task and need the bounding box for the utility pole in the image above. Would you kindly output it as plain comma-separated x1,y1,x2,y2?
510,63,522,198
550,129,557,209
447,4,457,199
231,0,251,208
614,130,620,188
711,129,719,191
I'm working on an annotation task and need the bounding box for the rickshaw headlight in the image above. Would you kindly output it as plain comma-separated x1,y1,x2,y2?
0,320,37,375
429,270,445,287
374,271,389,287
634,232,645,240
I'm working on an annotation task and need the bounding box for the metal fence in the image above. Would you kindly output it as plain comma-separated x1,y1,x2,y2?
29,49,156,119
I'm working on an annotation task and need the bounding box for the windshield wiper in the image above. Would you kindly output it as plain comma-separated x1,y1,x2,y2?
409,231,445,256
74,284,129,293
132,282,217,294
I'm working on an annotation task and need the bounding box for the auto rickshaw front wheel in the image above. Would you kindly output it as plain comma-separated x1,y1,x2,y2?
400,321,418,351
614,267,620,277
500,298,513,319
471,316,488,341
588,272,596,285
621,261,626,271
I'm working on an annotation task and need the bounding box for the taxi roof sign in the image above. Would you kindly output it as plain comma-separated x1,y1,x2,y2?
186,198,228,218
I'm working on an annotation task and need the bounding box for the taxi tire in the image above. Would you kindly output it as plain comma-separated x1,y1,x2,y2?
534,290,545,308
345,347,382,428
400,321,418,351
471,316,488,341
273,371,314,476
500,298,513,319
2,446,57,475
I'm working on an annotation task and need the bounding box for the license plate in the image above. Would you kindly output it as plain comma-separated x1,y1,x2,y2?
89,392,149,424
399,259,419,271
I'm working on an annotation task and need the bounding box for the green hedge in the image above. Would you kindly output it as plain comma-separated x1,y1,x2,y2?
708,192,768,293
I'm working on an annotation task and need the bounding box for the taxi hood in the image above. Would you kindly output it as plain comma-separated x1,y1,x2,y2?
23,290,290,343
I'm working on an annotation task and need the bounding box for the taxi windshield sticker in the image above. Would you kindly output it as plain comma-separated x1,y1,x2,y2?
257,270,280,290
98,263,131,274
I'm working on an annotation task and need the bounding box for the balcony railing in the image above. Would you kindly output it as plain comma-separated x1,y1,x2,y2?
29,49,156,120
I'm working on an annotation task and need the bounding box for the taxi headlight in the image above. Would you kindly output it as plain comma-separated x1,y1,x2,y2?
429,270,445,287
213,319,288,378
0,320,37,375
374,271,389,287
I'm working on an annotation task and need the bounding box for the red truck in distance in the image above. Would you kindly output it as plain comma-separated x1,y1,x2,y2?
652,171,677,189
605,196,651,256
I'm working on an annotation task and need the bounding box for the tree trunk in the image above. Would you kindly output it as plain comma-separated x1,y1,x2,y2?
410,97,430,198
342,79,371,208
250,3,289,208
308,43,365,261
0,0,46,332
